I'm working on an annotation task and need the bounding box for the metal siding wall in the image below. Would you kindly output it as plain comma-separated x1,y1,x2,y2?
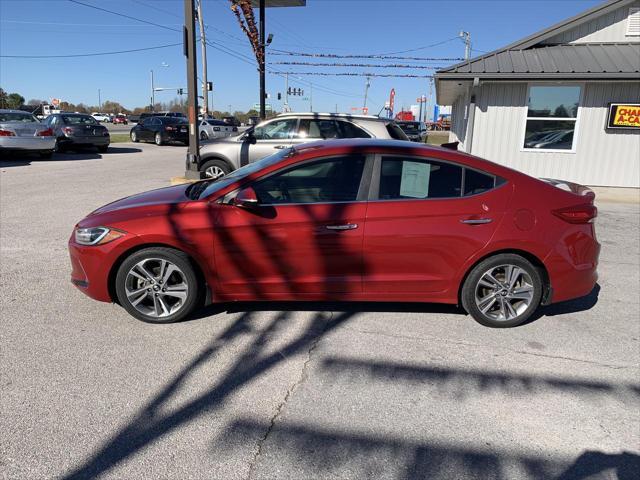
449,92,468,150
543,2,640,44
470,82,640,187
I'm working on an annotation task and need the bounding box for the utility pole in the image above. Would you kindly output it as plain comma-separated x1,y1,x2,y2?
309,84,313,112
259,0,266,120
363,76,371,112
284,73,289,113
196,0,208,117
183,0,201,179
150,70,155,111
460,31,471,60
98,89,101,112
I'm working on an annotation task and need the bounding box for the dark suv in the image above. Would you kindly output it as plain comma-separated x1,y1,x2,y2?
129,116,188,145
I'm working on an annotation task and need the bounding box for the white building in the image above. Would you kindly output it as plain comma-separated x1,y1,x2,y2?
435,0,640,188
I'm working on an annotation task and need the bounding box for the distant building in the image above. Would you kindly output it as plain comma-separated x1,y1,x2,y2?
435,0,640,188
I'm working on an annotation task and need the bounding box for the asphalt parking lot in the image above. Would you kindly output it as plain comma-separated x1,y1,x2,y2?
1,143,639,480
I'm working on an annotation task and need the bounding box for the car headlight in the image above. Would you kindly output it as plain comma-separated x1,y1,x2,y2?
75,227,125,246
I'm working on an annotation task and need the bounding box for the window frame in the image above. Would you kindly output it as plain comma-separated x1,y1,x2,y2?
228,154,375,207
520,82,584,154
368,154,504,202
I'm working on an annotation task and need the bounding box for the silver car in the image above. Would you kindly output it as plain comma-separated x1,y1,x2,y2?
199,119,238,141
198,112,409,178
0,109,56,158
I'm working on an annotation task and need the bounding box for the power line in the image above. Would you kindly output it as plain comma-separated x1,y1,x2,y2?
0,19,180,27
269,49,463,61
278,72,433,79
67,0,181,33
371,36,461,55
272,61,443,69
0,43,182,59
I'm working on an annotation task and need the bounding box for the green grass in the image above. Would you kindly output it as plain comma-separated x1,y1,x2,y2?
109,133,131,143
424,132,450,145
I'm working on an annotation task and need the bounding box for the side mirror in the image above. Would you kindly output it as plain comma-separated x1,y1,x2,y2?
245,131,257,145
234,187,259,209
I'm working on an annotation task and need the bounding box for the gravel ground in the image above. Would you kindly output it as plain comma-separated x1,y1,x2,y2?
1,143,638,480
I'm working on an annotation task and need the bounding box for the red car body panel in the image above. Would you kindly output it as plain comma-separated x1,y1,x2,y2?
69,139,599,309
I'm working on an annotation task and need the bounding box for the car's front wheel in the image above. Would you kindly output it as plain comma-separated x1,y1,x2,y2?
200,131,208,140
155,132,163,146
201,159,232,179
461,254,543,328
130,131,138,142
115,247,201,323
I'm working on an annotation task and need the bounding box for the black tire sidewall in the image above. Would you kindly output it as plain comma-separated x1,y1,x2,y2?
462,254,543,328
115,247,200,324
201,159,232,178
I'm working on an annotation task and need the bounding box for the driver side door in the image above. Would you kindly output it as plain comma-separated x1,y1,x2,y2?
240,118,298,166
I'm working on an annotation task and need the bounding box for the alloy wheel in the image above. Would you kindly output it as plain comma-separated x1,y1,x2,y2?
205,165,226,179
124,258,189,318
474,264,534,322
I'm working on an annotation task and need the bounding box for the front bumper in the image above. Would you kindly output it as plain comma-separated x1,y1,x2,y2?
0,136,56,151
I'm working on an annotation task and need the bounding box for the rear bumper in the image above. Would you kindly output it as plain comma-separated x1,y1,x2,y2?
61,136,110,147
544,229,601,304
0,137,56,151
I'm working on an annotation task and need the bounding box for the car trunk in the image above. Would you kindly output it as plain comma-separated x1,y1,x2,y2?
1,122,45,137
65,124,108,137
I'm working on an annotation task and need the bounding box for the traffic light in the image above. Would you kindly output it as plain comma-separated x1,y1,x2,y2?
287,87,292,96
277,93,282,100
206,82,213,91
177,88,184,95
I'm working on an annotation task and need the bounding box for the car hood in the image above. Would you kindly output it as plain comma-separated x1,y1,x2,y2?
89,183,192,216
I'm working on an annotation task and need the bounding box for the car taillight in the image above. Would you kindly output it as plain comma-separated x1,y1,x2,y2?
165,126,175,131
213,127,220,131
0,129,15,137
63,127,73,135
37,128,54,137
552,204,597,224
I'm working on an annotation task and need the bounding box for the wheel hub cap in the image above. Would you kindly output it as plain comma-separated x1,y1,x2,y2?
475,264,534,322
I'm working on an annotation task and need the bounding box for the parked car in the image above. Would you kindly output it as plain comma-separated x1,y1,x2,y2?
397,121,427,142
68,138,599,327
199,119,238,140
113,114,128,125
44,113,110,152
197,112,409,179
91,113,111,123
129,116,188,145
0,109,55,158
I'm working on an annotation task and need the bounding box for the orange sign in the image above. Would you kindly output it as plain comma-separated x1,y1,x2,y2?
607,103,640,129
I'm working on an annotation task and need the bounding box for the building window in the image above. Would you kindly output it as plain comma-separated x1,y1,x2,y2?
523,85,580,151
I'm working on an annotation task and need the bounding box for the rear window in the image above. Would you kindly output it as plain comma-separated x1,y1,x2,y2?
162,117,188,124
62,115,98,125
464,169,496,196
337,120,371,138
386,123,409,141
0,112,37,123
378,157,462,200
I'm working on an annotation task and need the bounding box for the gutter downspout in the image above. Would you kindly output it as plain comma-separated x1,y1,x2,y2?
465,77,480,154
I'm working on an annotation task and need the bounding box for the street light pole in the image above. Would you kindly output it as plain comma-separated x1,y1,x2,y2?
150,70,155,111
98,89,101,112
183,0,201,180
196,0,209,117
259,0,266,120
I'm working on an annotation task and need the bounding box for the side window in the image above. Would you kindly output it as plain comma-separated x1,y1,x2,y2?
378,157,462,200
296,119,340,139
252,156,366,204
253,119,297,140
336,121,371,139
464,169,496,196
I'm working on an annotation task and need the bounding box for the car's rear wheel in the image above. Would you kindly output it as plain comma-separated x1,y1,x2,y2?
461,254,543,328
130,131,138,142
39,150,53,159
98,145,109,153
155,132,163,146
201,159,231,179
54,140,66,153
115,247,200,323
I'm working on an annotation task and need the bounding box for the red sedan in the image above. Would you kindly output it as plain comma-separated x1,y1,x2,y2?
68,139,599,328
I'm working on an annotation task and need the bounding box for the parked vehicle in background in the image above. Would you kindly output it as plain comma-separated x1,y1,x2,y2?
223,116,241,127
68,138,600,327
0,109,55,158
44,113,110,152
129,116,188,145
113,114,128,125
91,113,111,123
199,119,238,140
198,112,409,178
397,121,427,142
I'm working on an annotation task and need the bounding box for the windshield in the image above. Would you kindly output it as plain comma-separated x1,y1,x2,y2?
63,115,98,125
187,147,295,200
0,112,38,123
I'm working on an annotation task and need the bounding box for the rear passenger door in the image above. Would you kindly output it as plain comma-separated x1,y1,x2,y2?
362,155,511,296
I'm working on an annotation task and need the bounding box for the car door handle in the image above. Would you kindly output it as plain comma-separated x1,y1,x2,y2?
460,218,493,225
274,145,288,149
325,223,358,230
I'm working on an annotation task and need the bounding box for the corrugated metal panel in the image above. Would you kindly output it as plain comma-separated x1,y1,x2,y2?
469,81,640,187
543,1,640,44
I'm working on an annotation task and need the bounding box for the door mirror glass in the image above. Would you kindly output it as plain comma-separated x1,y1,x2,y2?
245,130,257,144
234,187,259,208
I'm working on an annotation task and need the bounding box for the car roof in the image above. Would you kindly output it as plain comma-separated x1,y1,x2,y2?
276,112,391,122
0,109,35,113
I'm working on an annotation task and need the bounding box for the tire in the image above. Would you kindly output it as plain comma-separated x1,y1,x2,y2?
201,159,232,179
115,247,201,324
155,132,163,146
461,254,543,328
54,140,66,153
130,131,138,143
39,150,53,159
200,131,208,141
98,145,109,153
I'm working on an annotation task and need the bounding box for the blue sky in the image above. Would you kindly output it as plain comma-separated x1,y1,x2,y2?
0,0,602,115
